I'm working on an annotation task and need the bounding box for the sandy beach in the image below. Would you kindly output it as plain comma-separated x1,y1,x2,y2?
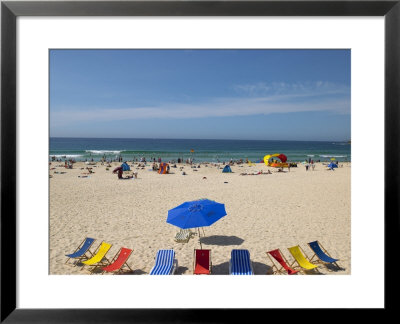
50,161,351,275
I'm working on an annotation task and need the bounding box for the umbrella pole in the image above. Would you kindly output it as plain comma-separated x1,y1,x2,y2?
198,227,202,249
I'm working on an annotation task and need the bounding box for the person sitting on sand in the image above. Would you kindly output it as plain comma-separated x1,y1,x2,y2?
115,168,135,179
113,166,123,179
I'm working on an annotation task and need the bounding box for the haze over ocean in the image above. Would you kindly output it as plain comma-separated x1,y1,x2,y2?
50,137,351,162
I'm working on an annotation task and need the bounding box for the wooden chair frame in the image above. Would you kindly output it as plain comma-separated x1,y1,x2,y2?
266,249,297,275
307,241,341,269
192,249,212,275
101,248,133,275
288,245,320,274
65,237,96,266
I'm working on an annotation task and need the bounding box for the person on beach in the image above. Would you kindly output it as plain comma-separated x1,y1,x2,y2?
113,166,135,179
113,166,123,179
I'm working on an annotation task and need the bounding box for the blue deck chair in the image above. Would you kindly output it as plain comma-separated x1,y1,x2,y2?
149,249,178,275
65,237,95,264
308,241,340,268
229,249,254,275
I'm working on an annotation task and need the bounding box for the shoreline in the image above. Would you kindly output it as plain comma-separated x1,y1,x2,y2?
51,157,351,164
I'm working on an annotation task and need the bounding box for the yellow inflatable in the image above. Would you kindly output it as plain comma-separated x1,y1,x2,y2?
264,154,280,165
264,154,289,168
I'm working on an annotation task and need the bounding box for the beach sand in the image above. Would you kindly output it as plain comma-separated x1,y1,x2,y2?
50,161,351,275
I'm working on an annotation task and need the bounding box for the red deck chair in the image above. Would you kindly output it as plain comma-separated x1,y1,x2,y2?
267,249,298,275
193,249,212,274
102,248,133,274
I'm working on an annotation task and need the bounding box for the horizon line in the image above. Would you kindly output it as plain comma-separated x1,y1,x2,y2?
50,136,350,142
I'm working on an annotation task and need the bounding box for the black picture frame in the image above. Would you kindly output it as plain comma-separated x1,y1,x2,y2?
1,0,398,322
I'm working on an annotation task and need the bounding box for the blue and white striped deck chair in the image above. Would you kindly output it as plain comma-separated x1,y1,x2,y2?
149,249,178,275
229,249,254,275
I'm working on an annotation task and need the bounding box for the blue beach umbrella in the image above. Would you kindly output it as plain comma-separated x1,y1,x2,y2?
167,199,227,248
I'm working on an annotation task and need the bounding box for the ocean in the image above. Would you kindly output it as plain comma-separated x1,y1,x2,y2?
49,137,351,163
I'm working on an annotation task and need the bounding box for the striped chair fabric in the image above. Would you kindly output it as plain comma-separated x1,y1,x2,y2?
230,249,253,275
149,249,176,275
174,229,191,243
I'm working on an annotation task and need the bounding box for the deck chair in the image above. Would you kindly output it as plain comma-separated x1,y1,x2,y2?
65,237,95,265
287,245,319,272
267,249,298,275
229,249,254,275
102,247,133,274
81,242,112,271
308,241,340,268
193,249,212,274
174,229,191,243
149,249,178,275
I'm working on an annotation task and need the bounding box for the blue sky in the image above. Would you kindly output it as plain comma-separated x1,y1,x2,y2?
50,49,350,141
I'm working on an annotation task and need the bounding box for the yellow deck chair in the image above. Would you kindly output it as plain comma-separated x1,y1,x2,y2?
288,245,319,272
81,242,112,271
